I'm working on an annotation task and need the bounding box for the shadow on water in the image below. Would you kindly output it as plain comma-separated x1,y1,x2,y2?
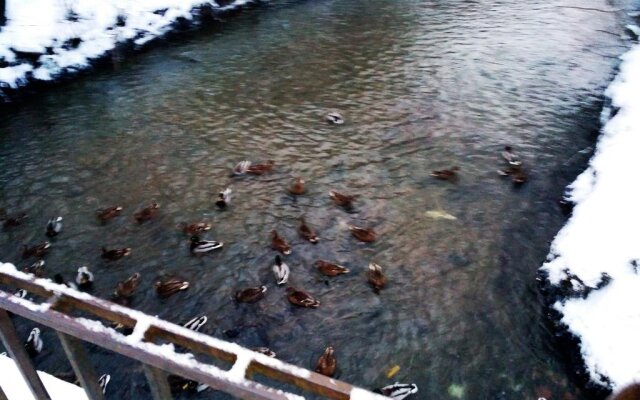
0,0,638,399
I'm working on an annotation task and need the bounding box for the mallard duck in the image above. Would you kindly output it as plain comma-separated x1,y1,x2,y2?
272,255,290,285
183,316,207,332
155,277,189,298
247,160,275,175
349,225,376,243
501,145,522,166
498,165,527,185
114,273,141,298
54,274,77,289
2,211,27,228
25,327,43,357
271,230,291,255
23,259,45,277
98,374,110,395
235,286,267,303
315,260,349,277
315,346,337,377
431,166,460,182
298,217,318,243
326,112,344,125
101,247,131,260
179,222,212,235
215,188,232,209
252,347,276,357
134,202,159,223
75,266,94,290
45,216,63,237
367,263,386,293
233,160,251,175
97,206,123,222
286,287,319,308
22,242,51,259
329,190,357,208
190,236,223,253
374,383,418,400
289,178,305,195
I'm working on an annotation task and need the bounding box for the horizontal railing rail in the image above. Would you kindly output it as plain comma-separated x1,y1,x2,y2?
0,264,387,400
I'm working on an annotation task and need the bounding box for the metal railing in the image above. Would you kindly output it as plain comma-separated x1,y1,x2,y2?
0,265,387,400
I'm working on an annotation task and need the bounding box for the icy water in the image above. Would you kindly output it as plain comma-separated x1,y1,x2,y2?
0,0,636,398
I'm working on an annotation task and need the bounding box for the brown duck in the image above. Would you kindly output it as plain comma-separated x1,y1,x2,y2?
315,260,349,277
101,247,131,261
22,242,51,259
348,225,376,243
179,222,212,235
114,273,141,298
134,202,159,223
155,277,190,298
96,206,123,222
246,160,275,175
286,287,320,308
271,230,291,255
289,178,306,195
23,260,46,278
298,217,318,244
2,212,27,228
498,165,527,185
235,286,267,303
315,346,337,377
367,263,386,293
431,166,460,182
329,191,357,208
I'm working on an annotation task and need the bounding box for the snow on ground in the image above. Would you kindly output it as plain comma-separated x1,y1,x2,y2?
0,354,88,400
0,0,256,95
539,29,640,390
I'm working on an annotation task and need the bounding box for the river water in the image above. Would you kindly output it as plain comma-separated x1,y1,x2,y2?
0,0,636,398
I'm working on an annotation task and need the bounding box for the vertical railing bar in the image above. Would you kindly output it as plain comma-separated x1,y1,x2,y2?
0,309,51,400
57,332,105,400
142,364,173,400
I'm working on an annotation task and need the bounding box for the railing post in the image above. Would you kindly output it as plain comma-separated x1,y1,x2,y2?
142,364,173,400
0,309,51,400
57,332,105,400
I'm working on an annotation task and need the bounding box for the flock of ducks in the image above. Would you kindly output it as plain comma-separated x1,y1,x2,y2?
0,111,529,399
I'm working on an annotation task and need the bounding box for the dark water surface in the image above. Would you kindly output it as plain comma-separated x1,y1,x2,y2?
0,0,636,398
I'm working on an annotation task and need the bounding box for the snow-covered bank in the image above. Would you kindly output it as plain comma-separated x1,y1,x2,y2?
0,354,88,399
539,27,640,392
0,0,258,100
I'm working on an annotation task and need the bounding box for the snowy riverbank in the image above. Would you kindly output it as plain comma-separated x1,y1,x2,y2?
0,0,257,100
539,27,640,392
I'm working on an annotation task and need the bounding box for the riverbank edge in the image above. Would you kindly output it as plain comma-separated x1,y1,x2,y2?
537,28,640,397
0,0,263,106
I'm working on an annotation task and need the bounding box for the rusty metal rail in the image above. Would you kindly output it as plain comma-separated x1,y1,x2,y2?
0,265,387,400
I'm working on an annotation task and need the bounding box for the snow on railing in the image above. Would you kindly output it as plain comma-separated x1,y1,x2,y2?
0,262,388,400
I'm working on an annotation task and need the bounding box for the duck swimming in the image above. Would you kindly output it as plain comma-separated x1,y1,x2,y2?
215,188,232,209
155,277,189,298
54,273,78,289
114,273,141,298
498,164,527,185
23,259,45,278
271,230,291,255
75,267,94,290
190,236,223,254
348,225,376,243
134,202,159,223
329,190,357,209
22,242,50,259
272,255,290,285
246,160,275,175
374,383,419,400
2,212,27,228
45,216,63,237
253,347,276,358
183,316,207,332
97,206,123,223
501,145,522,166
315,260,349,277
179,222,212,235
315,346,337,377
326,112,344,125
289,178,305,195
286,287,320,308
298,217,318,243
431,166,460,182
367,263,386,293
233,160,251,175
101,247,131,261
25,327,43,357
235,286,267,303
98,374,110,395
